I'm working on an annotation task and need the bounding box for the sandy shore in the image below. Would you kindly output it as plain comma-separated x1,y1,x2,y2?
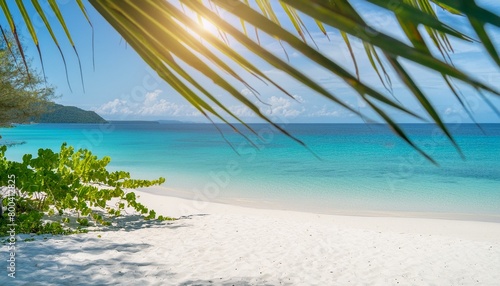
2,189,500,285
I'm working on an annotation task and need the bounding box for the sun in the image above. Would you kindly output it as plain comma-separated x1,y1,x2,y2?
200,18,211,30
199,17,218,34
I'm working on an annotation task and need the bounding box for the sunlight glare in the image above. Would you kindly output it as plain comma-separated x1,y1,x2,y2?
199,17,217,34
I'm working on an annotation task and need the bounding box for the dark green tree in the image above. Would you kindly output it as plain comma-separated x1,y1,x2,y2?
0,35,54,127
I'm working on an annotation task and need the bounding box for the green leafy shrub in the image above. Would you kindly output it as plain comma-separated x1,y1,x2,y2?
0,143,170,236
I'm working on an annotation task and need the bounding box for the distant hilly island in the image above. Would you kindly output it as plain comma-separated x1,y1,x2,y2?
35,104,108,124
107,120,185,124
34,104,188,124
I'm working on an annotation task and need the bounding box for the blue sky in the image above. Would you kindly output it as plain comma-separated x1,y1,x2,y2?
2,0,499,123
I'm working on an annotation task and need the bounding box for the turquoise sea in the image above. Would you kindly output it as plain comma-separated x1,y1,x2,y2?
1,123,499,221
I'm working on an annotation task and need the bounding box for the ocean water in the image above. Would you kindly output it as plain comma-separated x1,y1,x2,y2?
1,123,499,221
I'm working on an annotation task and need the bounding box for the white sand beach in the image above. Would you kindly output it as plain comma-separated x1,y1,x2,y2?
2,189,500,285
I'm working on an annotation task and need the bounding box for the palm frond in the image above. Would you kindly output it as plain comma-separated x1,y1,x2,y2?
1,0,498,163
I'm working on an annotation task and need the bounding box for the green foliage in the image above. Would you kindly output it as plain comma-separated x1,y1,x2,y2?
0,196,77,235
0,143,170,236
0,34,54,127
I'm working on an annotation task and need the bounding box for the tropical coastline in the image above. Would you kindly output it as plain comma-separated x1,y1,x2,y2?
1,123,499,284
1,1,500,285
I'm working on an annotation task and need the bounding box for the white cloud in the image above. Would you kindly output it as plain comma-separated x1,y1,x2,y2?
444,106,464,116
262,96,305,118
293,95,305,103
230,105,255,117
240,88,254,97
96,99,134,115
227,95,306,119
95,90,200,117
308,105,341,117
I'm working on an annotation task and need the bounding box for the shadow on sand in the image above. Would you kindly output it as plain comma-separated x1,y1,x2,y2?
0,214,279,285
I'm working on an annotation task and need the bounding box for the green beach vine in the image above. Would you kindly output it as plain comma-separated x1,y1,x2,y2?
0,143,171,236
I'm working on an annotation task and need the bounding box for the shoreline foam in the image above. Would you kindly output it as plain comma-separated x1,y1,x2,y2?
139,186,500,224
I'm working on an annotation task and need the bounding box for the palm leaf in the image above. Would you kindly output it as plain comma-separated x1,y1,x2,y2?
31,0,74,92
14,0,45,80
0,0,29,76
2,0,499,164
47,0,86,92
75,0,96,71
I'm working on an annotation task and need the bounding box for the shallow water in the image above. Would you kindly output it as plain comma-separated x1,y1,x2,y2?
1,123,499,220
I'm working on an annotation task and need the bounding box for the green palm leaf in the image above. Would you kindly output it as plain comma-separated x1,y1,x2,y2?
1,0,498,164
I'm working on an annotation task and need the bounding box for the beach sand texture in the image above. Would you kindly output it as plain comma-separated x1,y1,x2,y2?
1,190,500,286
